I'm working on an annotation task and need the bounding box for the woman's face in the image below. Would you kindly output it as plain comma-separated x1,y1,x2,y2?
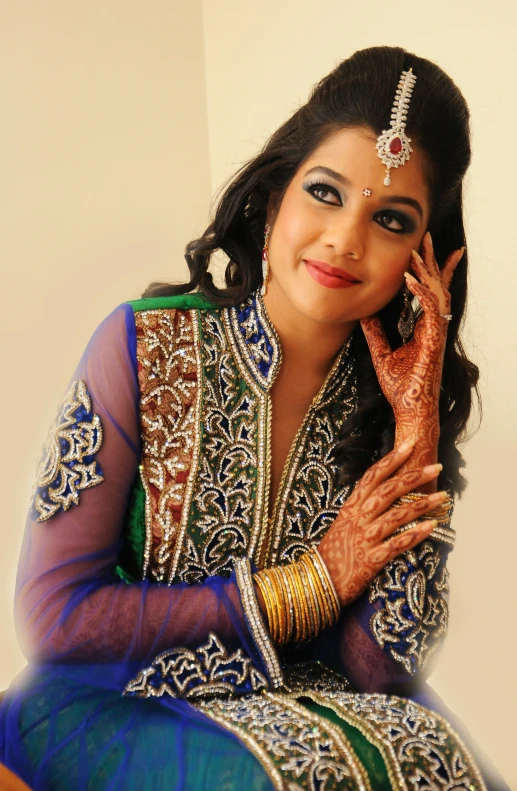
265,126,432,327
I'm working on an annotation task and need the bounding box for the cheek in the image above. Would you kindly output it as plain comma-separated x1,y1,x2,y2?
272,200,314,257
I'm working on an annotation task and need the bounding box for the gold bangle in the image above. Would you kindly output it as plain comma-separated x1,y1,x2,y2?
254,573,277,642
292,561,312,642
297,553,321,635
300,552,333,629
310,548,340,623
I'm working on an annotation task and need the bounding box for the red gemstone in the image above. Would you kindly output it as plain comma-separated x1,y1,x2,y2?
389,137,402,154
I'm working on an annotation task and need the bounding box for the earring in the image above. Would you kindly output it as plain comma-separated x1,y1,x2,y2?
261,223,271,296
397,284,416,343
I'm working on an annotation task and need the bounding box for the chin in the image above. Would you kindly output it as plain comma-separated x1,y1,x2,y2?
291,287,361,326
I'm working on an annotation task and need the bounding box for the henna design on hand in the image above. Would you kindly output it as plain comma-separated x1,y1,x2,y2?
318,443,444,608
360,232,465,477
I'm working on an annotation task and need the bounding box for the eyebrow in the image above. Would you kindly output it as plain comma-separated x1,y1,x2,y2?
304,165,424,222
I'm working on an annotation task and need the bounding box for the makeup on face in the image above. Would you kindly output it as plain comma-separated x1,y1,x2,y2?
303,259,361,289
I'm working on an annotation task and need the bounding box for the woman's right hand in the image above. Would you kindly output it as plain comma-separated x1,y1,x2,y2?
317,441,447,608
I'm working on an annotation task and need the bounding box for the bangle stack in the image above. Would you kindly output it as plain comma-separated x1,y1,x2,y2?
253,547,340,645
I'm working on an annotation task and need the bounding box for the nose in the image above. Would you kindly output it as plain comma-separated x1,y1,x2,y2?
319,211,365,260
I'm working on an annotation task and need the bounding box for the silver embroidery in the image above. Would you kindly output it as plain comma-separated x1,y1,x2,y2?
197,692,371,791
313,691,487,791
123,632,268,700
31,379,104,522
369,541,450,674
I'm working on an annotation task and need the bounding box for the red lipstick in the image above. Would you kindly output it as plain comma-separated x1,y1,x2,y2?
303,259,361,289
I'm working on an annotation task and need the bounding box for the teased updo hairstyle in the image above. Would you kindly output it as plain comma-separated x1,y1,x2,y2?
143,45,480,497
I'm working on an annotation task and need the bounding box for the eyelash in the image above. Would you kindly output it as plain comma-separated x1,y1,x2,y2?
303,181,415,235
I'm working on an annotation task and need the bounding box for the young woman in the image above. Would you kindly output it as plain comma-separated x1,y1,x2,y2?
0,45,509,790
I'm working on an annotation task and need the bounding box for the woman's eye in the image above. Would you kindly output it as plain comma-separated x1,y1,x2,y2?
304,182,341,205
376,212,412,234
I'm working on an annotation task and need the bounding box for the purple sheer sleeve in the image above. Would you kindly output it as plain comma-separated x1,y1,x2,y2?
303,537,451,694
14,304,260,670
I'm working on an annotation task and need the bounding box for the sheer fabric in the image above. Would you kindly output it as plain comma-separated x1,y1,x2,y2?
15,304,258,669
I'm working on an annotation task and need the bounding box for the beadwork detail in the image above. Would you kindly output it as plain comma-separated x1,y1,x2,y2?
196,691,371,791
31,379,104,522
266,342,357,566
312,691,487,791
368,540,450,674
123,632,268,700
135,308,201,583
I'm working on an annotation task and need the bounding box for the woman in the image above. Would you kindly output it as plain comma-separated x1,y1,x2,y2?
0,45,509,790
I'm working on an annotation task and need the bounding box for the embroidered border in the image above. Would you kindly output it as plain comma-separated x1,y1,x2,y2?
123,632,268,700
368,540,450,674
313,691,487,791
265,341,357,567
31,379,104,522
234,557,284,689
196,691,371,791
135,309,201,582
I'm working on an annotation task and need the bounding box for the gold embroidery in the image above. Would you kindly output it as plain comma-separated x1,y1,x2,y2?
135,309,201,582
31,379,104,522
312,691,487,791
369,540,450,674
197,692,371,791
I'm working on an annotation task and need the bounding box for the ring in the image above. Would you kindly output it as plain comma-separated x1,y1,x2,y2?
440,314,452,321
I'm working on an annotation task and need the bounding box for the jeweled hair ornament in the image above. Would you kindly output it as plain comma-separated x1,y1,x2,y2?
376,67,417,186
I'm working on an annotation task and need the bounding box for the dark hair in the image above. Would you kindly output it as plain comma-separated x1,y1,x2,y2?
143,45,480,497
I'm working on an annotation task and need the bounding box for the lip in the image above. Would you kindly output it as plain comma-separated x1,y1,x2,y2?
303,259,361,289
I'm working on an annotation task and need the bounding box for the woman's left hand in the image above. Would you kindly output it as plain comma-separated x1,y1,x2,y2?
360,232,464,470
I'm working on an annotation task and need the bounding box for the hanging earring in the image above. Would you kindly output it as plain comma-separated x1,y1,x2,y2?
397,283,416,343
261,223,271,296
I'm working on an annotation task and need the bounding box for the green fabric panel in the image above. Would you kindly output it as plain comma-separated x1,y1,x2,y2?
304,700,391,789
127,293,217,313
116,474,146,584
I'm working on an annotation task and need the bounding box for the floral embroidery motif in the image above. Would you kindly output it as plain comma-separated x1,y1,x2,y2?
197,691,370,791
313,691,487,791
31,379,104,522
135,309,202,583
266,345,357,566
177,310,265,583
227,293,281,389
123,632,268,700
368,540,450,674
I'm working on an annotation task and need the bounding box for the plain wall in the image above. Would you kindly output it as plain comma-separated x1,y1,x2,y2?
1,1,515,786
0,0,211,689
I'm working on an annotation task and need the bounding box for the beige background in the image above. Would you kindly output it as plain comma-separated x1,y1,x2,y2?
1,1,515,786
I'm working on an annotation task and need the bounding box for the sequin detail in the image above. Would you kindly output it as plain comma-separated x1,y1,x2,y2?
31,379,104,522
266,343,357,566
311,691,487,791
197,692,371,791
369,540,450,674
234,557,284,689
135,309,201,583
123,632,268,700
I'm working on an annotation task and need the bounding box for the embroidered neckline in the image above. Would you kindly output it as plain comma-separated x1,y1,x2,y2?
229,290,354,395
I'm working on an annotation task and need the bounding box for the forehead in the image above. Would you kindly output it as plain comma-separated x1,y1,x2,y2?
300,126,430,206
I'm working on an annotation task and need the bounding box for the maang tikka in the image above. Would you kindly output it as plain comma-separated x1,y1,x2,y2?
376,68,417,187
261,223,271,296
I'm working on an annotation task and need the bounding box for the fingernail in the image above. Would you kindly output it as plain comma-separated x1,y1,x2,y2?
423,463,443,475
397,440,415,454
458,246,465,262
410,249,422,262
422,519,438,530
428,490,448,504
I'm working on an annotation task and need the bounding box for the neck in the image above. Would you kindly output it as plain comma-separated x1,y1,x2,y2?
262,286,356,378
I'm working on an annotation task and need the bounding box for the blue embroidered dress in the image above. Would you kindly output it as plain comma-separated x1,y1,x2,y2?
0,292,508,790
